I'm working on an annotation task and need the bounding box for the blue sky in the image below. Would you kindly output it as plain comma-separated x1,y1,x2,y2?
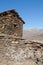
0,0,43,29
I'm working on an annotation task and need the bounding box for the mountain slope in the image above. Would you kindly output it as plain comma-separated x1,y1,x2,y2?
39,33,43,37
23,28,43,40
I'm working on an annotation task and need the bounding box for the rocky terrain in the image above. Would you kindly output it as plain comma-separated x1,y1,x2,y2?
0,34,43,65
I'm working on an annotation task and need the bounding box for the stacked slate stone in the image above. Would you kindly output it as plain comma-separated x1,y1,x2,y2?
0,10,25,38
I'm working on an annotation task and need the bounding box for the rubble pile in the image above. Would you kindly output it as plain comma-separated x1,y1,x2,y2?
0,35,43,65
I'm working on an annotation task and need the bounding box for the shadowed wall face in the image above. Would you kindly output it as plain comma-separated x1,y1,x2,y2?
0,10,24,37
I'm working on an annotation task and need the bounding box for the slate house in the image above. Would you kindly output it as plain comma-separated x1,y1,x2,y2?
0,9,25,37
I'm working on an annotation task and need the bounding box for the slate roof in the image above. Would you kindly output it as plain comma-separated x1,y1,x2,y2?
0,9,25,24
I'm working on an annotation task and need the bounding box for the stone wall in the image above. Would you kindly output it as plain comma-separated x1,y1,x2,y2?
0,13,23,37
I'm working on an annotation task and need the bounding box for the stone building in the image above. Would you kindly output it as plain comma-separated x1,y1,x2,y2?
0,9,25,37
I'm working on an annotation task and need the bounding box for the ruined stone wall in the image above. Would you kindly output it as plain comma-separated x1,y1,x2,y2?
0,14,23,37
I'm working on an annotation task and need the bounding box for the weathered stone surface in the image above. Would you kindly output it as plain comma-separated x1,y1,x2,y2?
0,9,25,37
0,35,43,65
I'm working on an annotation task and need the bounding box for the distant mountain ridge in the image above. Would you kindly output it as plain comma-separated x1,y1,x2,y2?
23,28,43,40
